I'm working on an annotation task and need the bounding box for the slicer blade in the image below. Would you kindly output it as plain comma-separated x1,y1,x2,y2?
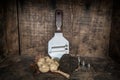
48,33,69,59
48,10,69,59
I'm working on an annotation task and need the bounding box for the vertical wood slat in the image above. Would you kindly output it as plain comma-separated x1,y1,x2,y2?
5,0,19,55
18,0,49,56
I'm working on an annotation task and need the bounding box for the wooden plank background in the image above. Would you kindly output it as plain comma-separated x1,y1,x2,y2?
5,0,113,58
4,0,19,55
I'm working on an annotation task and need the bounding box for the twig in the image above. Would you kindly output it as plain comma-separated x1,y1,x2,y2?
52,70,70,79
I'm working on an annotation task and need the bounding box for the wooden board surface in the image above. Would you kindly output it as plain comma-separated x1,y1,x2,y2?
4,0,19,55
4,0,113,58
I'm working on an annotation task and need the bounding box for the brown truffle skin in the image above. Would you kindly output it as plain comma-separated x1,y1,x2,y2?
59,54,78,74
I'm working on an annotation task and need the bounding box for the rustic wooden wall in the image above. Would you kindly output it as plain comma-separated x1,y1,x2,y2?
4,0,113,58
109,0,120,62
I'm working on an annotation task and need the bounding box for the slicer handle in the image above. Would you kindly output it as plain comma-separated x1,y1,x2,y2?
55,10,63,32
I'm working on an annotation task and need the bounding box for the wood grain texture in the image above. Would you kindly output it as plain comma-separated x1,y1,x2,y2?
4,0,113,58
5,0,19,55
